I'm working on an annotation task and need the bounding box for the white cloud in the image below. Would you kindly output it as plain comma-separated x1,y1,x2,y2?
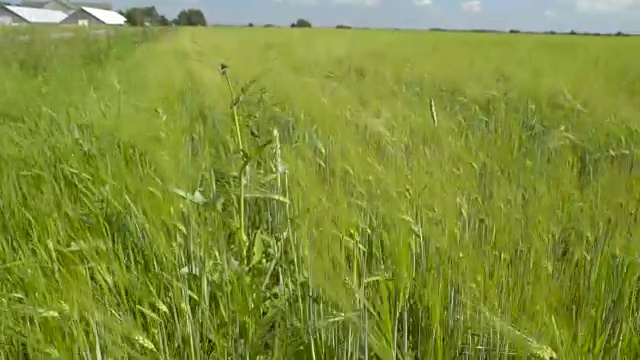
273,0,318,3
332,0,380,5
461,0,481,13
414,0,433,5
545,10,557,16
573,0,640,12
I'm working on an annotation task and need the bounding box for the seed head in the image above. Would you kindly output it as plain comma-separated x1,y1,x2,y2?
219,63,229,75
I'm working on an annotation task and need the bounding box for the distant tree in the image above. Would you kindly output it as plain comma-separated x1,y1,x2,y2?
509,29,520,33
158,15,170,26
569,30,577,35
173,9,207,26
291,18,312,28
615,31,627,36
264,24,276,28
336,24,351,29
248,22,254,27
121,6,161,26
548,30,556,35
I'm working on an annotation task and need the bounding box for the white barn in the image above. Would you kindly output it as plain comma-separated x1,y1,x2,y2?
0,5,67,25
60,6,126,26
21,1,113,15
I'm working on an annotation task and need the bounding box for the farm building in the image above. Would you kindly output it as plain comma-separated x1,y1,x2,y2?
60,7,126,26
0,5,67,25
21,0,112,15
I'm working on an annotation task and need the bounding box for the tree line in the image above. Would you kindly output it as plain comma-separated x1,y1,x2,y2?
117,8,317,29
119,6,207,27
111,9,634,35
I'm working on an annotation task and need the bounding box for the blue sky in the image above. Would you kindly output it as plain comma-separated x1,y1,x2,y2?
112,0,640,33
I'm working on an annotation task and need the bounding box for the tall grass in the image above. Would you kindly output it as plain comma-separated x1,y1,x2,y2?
1,27,640,359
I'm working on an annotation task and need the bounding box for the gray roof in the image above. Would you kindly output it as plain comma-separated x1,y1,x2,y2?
21,0,112,10
4,5,68,23
70,1,112,10
78,7,125,25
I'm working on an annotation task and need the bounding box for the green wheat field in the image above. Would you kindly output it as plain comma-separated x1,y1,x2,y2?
1,27,640,359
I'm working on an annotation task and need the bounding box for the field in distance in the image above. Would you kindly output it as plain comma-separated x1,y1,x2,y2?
1,27,639,359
